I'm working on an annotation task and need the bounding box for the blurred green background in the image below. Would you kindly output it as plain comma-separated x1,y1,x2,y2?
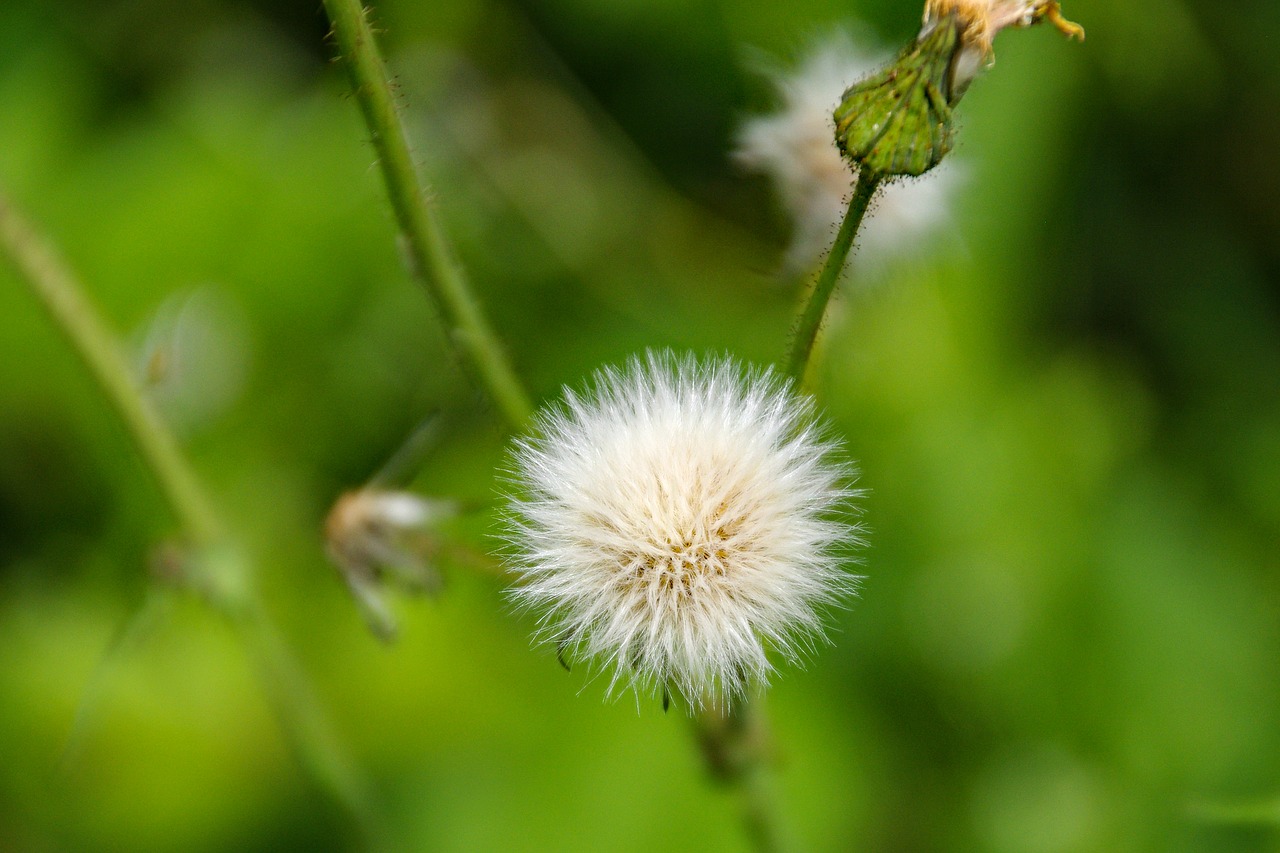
2,0,1278,850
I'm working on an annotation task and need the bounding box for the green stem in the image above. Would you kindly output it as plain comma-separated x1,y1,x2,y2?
0,193,221,546
695,696,789,853
322,0,533,428
231,593,386,848
0,193,385,848
740,760,785,853
784,169,882,385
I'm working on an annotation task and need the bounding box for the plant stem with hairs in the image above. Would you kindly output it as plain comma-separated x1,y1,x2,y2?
700,176,884,853
0,192,387,850
784,169,882,385
721,171,882,853
321,0,533,429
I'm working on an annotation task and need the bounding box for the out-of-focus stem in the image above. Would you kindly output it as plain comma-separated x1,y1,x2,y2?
784,169,882,385
0,193,222,546
321,0,533,428
229,588,383,845
0,192,385,848
695,696,790,853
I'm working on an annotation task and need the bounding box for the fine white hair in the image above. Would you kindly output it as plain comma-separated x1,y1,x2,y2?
505,352,861,707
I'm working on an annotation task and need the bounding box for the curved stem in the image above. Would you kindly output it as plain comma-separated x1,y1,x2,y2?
784,169,882,385
0,193,222,546
0,193,385,848
322,0,533,428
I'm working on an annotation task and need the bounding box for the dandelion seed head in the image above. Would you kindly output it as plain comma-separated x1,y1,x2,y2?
505,352,861,707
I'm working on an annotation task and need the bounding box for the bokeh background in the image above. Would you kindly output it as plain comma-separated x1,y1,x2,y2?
2,0,1278,850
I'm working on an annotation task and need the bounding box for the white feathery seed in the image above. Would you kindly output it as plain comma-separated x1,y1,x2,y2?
505,352,860,707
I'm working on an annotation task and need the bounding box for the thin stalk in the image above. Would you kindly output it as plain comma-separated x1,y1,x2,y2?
784,169,882,384
695,695,789,853
0,194,221,545
231,593,385,848
0,193,385,848
321,0,533,428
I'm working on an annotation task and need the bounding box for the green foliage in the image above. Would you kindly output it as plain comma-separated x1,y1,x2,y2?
1,0,1279,851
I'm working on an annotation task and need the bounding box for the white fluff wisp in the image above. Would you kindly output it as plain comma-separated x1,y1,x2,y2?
506,352,860,707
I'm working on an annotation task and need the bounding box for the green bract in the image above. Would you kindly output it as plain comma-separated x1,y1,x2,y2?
833,16,962,178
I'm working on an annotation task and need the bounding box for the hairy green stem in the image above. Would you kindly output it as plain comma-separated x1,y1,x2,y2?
322,0,533,428
696,696,789,853
0,193,384,848
784,169,882,384
746,173,885,843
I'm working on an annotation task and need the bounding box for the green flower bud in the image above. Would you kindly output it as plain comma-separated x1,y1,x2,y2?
834,18,961,178
834,1,1083,178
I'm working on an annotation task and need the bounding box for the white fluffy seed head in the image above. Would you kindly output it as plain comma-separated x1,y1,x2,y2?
505,352,861,708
